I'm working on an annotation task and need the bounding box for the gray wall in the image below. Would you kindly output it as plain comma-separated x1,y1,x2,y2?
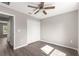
41,10,78,49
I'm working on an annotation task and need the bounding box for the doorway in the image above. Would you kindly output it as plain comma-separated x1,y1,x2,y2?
0,12,15,51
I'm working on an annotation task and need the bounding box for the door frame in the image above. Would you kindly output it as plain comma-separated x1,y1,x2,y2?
0,11,15,49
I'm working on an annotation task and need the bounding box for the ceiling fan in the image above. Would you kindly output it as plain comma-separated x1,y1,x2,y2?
27,2,55,15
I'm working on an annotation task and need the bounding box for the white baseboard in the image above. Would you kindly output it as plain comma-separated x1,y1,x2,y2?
14,40,78,51
40,40,78,51
14,40,40,50
27,40,40,45
14,44,28,50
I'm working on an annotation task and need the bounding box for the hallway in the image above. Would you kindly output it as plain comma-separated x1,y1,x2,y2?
0,38,14,56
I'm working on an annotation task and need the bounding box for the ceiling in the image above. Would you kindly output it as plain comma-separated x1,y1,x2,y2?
9,2,78,19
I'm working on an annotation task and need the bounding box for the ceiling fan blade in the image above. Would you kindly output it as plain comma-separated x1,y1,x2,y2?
43,10,47,15
44,6,55,9
34,9,40,14
28,5,38,8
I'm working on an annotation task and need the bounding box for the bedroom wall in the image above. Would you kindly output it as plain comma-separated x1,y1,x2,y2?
41,10,78,50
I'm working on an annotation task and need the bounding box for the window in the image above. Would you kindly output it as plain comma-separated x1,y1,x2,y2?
3,25,8,34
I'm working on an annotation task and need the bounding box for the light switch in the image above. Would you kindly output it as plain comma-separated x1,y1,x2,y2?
70,40,72,43
17,29,21,32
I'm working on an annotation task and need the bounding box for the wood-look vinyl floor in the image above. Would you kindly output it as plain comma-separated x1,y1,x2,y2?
0,38,78,56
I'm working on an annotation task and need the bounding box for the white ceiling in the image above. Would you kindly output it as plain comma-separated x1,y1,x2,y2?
9,2,78,19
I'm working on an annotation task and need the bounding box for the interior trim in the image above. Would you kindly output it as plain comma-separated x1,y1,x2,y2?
40,40,78,51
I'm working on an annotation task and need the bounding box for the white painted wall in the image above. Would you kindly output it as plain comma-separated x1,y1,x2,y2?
41,10,78,50
27,18,40,44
